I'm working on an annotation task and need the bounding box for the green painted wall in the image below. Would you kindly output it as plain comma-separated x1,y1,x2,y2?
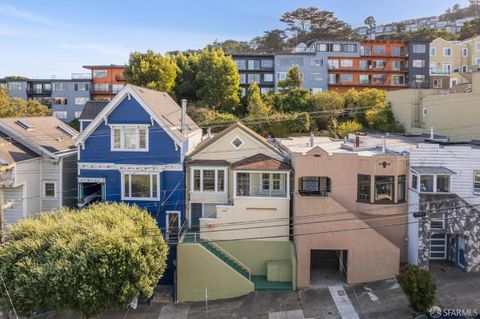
177,243,254,302
216,240,293,276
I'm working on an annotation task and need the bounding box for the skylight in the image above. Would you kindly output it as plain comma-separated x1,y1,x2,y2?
15,120,34,131
56,125,78,138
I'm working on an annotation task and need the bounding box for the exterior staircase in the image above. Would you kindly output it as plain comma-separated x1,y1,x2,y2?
183,233,251,281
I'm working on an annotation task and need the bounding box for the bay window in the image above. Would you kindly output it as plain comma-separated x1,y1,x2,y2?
397,175,406,202
299,176,331,196
191,168,227,193
111,125,148,151
357,174,371,202
436,175,450,192
375,176,394,203
123,173,158,200
420,175,434,192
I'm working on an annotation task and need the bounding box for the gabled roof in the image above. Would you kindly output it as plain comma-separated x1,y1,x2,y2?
187,122,284,158
79,101,109,120
0,117,78,158
75,84,201,146
231,153,291,171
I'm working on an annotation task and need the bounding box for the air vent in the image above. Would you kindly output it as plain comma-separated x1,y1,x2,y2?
15,120,34,131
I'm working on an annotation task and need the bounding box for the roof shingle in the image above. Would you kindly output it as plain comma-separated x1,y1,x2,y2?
231,153,291,171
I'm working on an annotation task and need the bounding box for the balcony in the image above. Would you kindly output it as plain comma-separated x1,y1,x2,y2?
234,171,289,199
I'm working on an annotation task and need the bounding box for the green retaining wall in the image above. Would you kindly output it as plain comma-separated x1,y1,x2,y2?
177,243,254,302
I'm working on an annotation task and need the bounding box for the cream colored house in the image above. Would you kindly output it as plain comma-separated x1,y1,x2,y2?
430,37,468,75
461,35,480,70
388,72,480,142
177,123,295,302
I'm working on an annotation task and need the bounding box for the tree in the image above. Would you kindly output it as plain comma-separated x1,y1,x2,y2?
124,50,179,94
280,7,354,45
173,52,201,101
251,29,288,53
337,120,362,138
312,91,345,129
206,39,253,54
458,17,480,40
364,16,376,29
195,49,241,112
397,265,437,313
246,82,271,116
0,202,168,319
278,66,303,90
0,88,50,117
2,75,28,80
469,0,480,17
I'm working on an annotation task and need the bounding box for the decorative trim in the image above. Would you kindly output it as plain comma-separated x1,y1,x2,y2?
78,177,106,183
78,162,182,172
230,135,245,150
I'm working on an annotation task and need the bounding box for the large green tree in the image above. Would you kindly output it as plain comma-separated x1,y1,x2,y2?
206,39,253,53
173,52,201,101
124,50,179,94
0,202,168,319
251,30,288,53
458,17,480,40
280,7,354,45
277,66,303,90
0,88,50,117
195,49,240,112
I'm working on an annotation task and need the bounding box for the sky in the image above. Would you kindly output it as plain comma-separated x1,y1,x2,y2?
0,0,470,78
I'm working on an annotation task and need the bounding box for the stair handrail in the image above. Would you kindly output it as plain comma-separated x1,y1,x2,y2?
203,235,251,281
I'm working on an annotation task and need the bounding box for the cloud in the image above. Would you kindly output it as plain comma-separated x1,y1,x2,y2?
0,3,52,24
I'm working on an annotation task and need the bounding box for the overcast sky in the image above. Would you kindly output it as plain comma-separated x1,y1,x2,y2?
0,0,469,78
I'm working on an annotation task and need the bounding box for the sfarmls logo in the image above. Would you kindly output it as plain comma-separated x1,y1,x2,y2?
429,306,480,318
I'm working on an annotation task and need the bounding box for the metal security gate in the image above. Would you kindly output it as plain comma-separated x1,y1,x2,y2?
429,233,447,260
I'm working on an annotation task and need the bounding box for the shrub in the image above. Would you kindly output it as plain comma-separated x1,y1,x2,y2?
397,265,437,313
337,120,362,138
246,112,312,137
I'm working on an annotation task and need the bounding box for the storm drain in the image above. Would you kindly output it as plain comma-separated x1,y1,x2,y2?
328,286,359,319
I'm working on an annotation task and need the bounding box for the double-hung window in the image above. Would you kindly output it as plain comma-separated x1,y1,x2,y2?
357,174,371,202
192,168,226,193
123,173,158,200
111,125,148,151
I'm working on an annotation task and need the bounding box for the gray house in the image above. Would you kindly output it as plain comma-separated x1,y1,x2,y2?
274,41,361,92
0,76,92,122
0,117,78,229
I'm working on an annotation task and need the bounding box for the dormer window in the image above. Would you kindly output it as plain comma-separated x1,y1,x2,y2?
111,125,148,151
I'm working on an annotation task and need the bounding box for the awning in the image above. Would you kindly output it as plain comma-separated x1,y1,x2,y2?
411,166,456,175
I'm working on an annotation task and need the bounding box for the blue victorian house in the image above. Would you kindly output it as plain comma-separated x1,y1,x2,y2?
75,84,202,283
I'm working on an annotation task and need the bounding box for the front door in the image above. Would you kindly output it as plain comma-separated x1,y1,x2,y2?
457,236,467,269
190,203,203,230
166,211,180,242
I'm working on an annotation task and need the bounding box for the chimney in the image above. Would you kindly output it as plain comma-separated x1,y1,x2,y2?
207,127,212,138
309,132,314,147
430,126,434,139
181,99,187,133
355,134,360,148
382,136,387,153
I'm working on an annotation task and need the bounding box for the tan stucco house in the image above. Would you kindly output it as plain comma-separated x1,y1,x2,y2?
278,133,420,288
176,123,295,302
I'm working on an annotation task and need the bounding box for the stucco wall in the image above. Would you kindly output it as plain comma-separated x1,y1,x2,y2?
177,243,254,302
200,197,290,241
294,196,400,287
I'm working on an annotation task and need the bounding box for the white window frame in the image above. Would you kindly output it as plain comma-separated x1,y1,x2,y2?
340,59,353,68
310,73,322,81
190,167,227,194
430,47,436,56
263,73,274,82
165,210,181,240
476,42,480,51
230,135,245,149
121,172,159,201
110,124,149,152
443,48,452,57
234,170,290,199
474,170,480,194
93,70,107,78
412,60,425,68
476,57,480,65
443,62,452,73
462,48,468,57
53,111,68,119
43,181,57,199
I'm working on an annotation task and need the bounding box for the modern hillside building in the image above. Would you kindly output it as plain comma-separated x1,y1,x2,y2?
83,64,126,100
177,122,295,302
0,76,92,122
326,40,428,91
276,41,360,93
231,54,275,96
75,84,203,284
